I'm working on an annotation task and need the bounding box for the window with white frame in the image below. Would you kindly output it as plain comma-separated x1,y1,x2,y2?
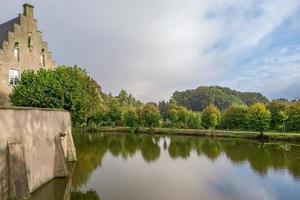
9,69,19,85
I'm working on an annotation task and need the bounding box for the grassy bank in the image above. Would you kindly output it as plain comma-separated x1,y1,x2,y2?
81,126,300,142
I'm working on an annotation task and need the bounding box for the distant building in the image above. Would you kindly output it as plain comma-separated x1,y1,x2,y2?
0,4,55,104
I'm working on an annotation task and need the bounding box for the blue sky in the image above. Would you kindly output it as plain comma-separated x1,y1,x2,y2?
1,0,300,102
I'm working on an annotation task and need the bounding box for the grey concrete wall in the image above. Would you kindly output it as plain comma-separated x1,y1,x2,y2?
0,107,76,199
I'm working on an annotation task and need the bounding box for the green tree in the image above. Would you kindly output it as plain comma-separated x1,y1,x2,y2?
124,108,139,128
106,101,123,126
141,103,160,130
172,85,269,111
221,104,249,130
286,102,300,131
201,105,221,129
9,66,102,126
247,103,271,136
187,111,201,129
267,100,288,130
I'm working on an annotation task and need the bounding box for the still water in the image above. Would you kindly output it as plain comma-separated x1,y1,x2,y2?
34,132,300,200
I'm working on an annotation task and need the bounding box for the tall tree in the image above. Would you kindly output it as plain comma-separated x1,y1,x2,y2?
267,100,288,130
221,104,249,130
10,66,102,125
141,103,160,130
201,105,221,129
286,102,300,131
247,103,271,136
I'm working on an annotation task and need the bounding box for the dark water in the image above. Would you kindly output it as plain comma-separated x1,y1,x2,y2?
34,133,300,200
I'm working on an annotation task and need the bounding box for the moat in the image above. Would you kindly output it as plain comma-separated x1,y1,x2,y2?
33,132,300,200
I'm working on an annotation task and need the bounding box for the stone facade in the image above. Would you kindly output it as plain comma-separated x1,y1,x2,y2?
0,107,76,199
0,4,55,104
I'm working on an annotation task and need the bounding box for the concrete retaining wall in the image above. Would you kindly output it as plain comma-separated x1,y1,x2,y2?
0,107,76,199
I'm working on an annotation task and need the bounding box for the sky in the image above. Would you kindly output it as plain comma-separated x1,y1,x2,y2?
1,0,300,102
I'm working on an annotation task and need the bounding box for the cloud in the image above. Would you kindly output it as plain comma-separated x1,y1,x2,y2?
1,0,300,101
221,46,300,99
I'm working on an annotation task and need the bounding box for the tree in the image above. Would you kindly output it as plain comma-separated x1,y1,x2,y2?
158,101,169,120
167,107,179,127
9,66,102,126
124,108,139,128
141,103,160,130
177,107,190,128
172,85,269,111
278,111,288,133
221,104,249,130
201,105,221,129
247,103,271,136
106,101,123,126
267,100,288,130
286,102,300,131
187,111,201,129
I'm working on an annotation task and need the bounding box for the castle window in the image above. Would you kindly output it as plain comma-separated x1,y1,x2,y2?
9,69,20,85
14,42,20,62
41,48,46,67
28,32,33,51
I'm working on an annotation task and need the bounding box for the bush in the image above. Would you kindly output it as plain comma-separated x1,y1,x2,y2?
201,105,221,129
124,108,139,128
10,66,102,126
286,102,300,131
247,103,271,135
141,103,160,129
221,105,249,130
267,100,288,129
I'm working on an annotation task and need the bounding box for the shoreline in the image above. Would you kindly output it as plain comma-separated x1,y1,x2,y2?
79,127,300,142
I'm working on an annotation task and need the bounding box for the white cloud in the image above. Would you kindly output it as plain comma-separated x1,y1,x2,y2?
1,0,300,101
221,46,300,99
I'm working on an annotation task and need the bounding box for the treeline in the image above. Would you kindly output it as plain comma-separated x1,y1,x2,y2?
9,66,300,133
172,86,269,111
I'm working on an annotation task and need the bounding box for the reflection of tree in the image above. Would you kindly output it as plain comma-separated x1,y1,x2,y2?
71,189,100,200
72,130,300,190
123,134,139,156
141,137,161,162
109,137,123,156
286,146,300,180
217,139,300,179
168,137,192,159
72,133,109,188
200,139,221,161
222,140,248,164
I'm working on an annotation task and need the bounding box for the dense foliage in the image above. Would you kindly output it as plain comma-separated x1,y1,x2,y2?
220,104,249,130
286,102,300,131
247,103,271,135
141,103,160,129
10,66,102,125
201,105,221,129
10,67,300,133
172,86,269,111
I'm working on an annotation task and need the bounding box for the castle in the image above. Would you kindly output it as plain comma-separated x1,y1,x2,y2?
0,4,55,104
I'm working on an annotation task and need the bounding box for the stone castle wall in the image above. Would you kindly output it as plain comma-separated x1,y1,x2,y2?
0,108,76,199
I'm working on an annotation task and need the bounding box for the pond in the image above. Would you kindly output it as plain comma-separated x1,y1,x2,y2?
33,132,300,200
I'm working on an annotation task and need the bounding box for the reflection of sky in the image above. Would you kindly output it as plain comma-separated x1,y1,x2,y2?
77,138,300,200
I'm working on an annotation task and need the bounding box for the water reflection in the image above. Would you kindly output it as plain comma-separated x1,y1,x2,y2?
73,133,300,181
69,133,300,200
71,190,100,200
